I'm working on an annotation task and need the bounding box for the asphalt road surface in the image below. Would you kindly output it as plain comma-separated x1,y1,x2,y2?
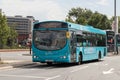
0,51,31,62
0,51,120,80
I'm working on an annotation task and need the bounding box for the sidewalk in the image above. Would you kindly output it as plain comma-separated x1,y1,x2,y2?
0,63,13,70
0,60,14,70
0,60,32,70
107,52,120,56
0,49,29,52
0,50,32,70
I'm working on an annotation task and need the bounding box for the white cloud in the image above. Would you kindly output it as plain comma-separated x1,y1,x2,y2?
96,0,109,6
42,1,65,20
0,0,65,21
87,2,99,8
1,0,118,20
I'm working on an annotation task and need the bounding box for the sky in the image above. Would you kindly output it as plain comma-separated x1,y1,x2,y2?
0,0,120,21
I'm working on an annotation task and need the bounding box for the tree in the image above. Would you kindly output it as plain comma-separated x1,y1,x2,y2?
65,7,111,30
66,7,93,25
118,16,120,32
88,11,111,29
0,12,9,48
0,12,17,48
110,16,120,32
7,26,18,47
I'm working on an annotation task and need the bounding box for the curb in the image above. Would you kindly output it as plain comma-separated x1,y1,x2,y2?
0,49,29,52
2,60,30,64
107,53,120,57
0,66,13,70
0,60,32,70
22,54,31,56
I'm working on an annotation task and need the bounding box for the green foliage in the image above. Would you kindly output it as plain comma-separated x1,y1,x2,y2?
111,16,120,32
65,7,111,30
66,7,92,25
0,12,18,49
0,12,9,48
88,12,111,29
7,26,18,47
118,16,120,32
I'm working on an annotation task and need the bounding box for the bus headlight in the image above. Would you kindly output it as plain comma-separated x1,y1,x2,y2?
33,56,38,59
63,56,66,59
61,56,66,59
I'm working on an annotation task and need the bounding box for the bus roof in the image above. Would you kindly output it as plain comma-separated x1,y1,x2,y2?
34,20,106,35
67,22,106,35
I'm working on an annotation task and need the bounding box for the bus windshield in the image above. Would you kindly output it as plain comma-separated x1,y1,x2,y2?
33,30,66,50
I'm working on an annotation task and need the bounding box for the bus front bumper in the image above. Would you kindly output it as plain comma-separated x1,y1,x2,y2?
32,55,70,63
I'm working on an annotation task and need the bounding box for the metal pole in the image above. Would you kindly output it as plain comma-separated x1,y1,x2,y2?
114,0,117,54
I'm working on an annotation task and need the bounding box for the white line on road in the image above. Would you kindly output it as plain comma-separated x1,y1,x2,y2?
0,74,61,80
105,64,108,66
70,66,88,73
103,68,114,74
45,75,61,80
0,74,48,79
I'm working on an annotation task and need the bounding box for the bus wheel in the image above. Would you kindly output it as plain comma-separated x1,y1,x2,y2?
47,62,52,65
77,54,82,65
98,53,101,61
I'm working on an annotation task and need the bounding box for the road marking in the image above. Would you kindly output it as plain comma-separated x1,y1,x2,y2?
103,68,114,74
0,74,61,80
105,64,108,66
46,75,61,80
70,66,88,73
0,74,48,79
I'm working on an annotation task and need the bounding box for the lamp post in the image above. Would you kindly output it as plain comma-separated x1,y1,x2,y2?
114,0,117,54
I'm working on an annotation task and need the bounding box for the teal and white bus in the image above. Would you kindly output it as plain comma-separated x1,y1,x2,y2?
116,34,120,54
32,21,107,65
106,30,115,52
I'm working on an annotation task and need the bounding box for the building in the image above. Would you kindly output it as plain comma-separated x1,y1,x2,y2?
6,15,34,45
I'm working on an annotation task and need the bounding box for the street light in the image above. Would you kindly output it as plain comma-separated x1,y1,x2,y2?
114,0,117,54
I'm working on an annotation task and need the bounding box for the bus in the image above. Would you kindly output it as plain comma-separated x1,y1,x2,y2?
32,21,107,65
106,30,115,52
106,30,119,54
116,34,120,54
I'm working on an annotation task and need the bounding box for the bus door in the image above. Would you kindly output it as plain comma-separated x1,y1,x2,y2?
70,31,77,62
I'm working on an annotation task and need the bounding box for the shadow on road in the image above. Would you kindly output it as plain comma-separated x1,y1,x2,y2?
12,63,77,69
12,60,104,69
83,59,104,64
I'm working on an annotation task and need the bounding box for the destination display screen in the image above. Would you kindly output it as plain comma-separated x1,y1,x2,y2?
34,21,68,28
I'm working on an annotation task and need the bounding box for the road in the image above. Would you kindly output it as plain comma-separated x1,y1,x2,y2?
0,51,31,63
0,51,120,80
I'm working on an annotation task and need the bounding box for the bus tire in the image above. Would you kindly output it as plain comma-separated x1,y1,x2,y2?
77,54,82,65
98,52,101,61
47,62,52,65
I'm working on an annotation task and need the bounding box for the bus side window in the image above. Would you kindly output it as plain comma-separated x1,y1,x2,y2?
76,35,83,47
83,39,86,47
83,42,86,46
70,32,76,45
88,41,91,46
